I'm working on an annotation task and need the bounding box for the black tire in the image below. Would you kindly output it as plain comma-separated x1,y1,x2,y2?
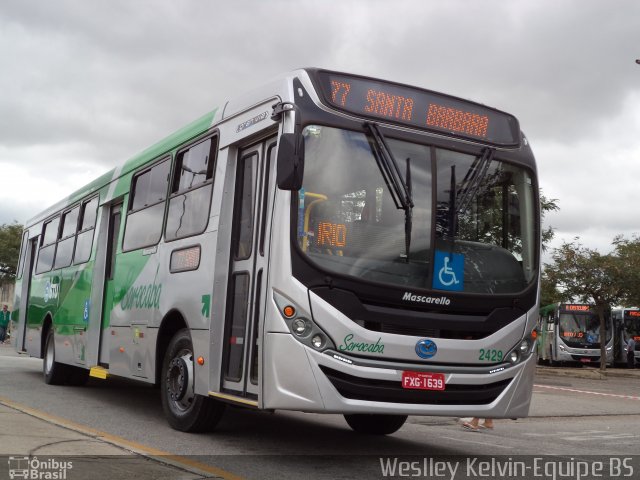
161,328,225,432
344,414,407,435
67,366,90,386
549,348,557,367
43,328,70,385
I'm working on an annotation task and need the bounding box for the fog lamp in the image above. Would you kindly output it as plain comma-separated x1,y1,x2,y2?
311,334,324,349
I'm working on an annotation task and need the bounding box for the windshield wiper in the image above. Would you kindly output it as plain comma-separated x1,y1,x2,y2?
364,122,414,261
455,147,494,216
447,165,457,240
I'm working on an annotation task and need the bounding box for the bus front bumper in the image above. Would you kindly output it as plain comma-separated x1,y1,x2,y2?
554,344,614,364
262,332,535,418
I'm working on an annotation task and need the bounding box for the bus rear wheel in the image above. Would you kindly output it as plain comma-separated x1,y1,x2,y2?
344,414,407,435
43,328,70,385
161,328,225,432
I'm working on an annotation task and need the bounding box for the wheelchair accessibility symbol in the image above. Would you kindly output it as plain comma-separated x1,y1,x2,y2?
432,250,464,291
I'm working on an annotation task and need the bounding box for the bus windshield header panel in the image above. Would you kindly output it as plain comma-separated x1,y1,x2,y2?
559,304,593,314
314,71,521,147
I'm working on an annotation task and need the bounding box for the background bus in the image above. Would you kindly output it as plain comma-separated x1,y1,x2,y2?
612,308,640,367
12,68,540,435
537,303,613,366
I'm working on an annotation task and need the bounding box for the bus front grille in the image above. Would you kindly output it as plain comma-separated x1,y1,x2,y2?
570,355,600,362
319,366,511,405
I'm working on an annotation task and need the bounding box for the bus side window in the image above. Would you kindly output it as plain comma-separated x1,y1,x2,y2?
16,230,29,279
165,136,217,242
54,205,80,269
74,197,99,264
233,152,257,260
123,158,170,252
35,217,60,274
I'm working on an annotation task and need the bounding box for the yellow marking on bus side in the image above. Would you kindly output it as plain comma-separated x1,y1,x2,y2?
89,366,108,379
208,391,259,407
0,396,245,480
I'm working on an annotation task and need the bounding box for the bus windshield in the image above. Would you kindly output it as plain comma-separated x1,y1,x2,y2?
297,125,537,294
559,313,612,347
624,312,640,339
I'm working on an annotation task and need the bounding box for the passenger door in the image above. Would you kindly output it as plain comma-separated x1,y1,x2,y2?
99,203,122,365
15,236,37,352
221,136,277,398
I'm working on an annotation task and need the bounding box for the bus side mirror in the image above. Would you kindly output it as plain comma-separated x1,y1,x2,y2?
277,133,305,191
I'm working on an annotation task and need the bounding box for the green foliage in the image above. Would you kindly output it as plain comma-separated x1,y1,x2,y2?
540,269,564,306
613,234,640,306
0,222,23,281
545,239,626,371
545,239,625,305
540,191,559,252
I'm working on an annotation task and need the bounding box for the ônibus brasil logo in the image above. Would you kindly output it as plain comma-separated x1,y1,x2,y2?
402,291,450,306
8,456,73,479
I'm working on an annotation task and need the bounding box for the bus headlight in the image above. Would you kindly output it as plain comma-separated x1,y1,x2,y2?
508,351,520,364
506,332,535,366
273,292,336,352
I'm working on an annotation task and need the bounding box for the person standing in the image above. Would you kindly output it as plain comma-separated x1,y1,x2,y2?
0,305,10,343
627,337,637,369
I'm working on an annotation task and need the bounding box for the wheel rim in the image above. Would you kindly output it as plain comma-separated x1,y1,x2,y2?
45,334,54,374
166,349,195,412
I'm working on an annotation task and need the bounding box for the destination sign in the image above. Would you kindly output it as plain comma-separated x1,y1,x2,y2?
561,304,591,312
316,221,347,247
315,71,521,147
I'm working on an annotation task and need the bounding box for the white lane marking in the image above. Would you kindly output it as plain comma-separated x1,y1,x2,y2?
534,384,640,401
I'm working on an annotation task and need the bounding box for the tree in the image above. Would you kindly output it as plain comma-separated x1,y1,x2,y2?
540,191,559,252
0,222,23,282
613,235,640,306
545,239,625,372
540,269,563,307
538,192,560,308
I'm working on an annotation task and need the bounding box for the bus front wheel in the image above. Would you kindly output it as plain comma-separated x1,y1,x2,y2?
161,328,225,432
344,414,407,435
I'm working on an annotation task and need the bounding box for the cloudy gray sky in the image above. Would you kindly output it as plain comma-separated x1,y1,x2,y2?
2,0,639,262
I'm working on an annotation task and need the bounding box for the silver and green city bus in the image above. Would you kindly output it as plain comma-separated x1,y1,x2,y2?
12,69,540,434
537,303,614,366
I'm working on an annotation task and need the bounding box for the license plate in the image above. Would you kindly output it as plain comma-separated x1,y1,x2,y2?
401,371,445,391
580,358,591,363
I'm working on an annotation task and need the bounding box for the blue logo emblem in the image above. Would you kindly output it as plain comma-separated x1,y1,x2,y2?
415,339,437,359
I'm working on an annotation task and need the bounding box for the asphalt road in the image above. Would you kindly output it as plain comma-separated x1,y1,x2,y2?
1,345,639,479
